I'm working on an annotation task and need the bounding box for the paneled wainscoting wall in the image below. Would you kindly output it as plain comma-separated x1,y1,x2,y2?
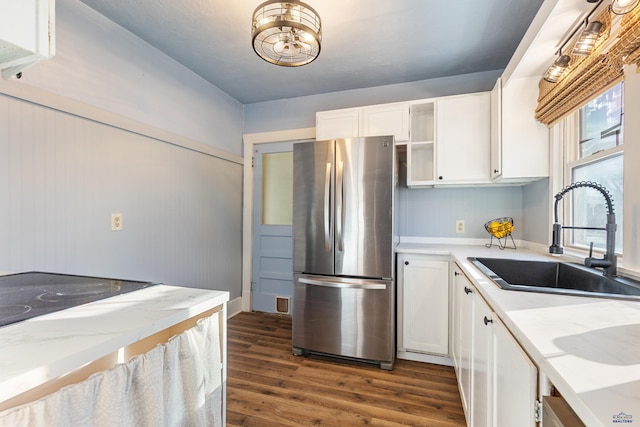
0,93,242,295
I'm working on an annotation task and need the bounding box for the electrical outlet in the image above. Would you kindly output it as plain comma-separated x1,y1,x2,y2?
111,213,123,231
456,219,465,234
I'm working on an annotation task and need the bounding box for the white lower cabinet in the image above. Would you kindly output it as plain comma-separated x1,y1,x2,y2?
452,264,538,427
471,287,493,427
397,254,449,357
493,315,538,427
452,267,473,413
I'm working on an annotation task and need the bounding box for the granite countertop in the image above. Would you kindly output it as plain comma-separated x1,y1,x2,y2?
396,242,640,427
0,284,229,405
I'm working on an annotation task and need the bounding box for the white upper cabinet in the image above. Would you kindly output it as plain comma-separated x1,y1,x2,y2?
0,0,55,79
316,94,491,188
316,102,409,142
491,77,549,182
436,92,491,184
490,78,502,180
316,108,360,140
360,103,410,141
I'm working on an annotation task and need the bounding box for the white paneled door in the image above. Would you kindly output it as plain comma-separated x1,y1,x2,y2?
251,141,294,314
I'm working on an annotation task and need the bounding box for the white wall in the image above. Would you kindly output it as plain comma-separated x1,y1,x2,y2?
623,65,640,271
0,94,243,294
0,0,245,296
396,186,524,240
12,0,244,157
244,70,501,134
522,178,550,245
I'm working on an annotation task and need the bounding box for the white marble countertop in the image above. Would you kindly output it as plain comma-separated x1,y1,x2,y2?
396,242,640,427
0,284,229,405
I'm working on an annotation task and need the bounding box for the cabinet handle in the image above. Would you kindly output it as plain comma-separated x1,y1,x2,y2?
464,286,472,295
404,261,409,266
493,169,500,174
454,271,460,276
438,176,443,180
484,316,493,326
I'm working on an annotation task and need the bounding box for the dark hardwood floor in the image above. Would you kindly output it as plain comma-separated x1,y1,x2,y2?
226,311,466,426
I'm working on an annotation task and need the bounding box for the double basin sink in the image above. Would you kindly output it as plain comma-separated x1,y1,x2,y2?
468,257,640,301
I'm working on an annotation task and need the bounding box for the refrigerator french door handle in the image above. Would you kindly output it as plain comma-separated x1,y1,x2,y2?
299,277,387,290
336,161,344,252
324,162,332,251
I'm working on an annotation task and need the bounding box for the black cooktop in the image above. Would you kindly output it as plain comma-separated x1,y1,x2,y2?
0,272,158,328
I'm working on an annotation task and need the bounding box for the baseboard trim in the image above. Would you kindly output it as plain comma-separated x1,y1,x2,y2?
227,297,243,318
397,350,454,367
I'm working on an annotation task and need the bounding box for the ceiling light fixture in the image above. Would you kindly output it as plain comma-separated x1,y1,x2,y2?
572,21,604,55
611,0,640,14
251,1,322,67
543,54,571,83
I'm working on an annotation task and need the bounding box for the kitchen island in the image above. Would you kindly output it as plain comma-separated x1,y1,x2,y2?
397,242,640,427
0,284,228,423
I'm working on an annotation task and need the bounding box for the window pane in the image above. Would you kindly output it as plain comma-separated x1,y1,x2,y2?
262,151,293,225
571,154,623,252
578,83,623,158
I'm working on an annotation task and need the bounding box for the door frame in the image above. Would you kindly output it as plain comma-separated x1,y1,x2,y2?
242,127,316,312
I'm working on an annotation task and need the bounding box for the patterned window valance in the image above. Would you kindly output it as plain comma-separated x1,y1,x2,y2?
535,5,640,126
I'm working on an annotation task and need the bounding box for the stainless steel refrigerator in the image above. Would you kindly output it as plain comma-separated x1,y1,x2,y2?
292,136,395,370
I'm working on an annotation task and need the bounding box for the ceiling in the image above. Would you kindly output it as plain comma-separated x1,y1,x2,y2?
77,0,547,104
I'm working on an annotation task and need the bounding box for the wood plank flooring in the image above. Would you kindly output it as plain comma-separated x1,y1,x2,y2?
226,311,467,427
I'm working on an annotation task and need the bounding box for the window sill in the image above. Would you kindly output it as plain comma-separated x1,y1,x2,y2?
556,246,640,281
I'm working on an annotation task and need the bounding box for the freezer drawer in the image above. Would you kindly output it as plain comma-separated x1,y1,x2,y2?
292,274,395,369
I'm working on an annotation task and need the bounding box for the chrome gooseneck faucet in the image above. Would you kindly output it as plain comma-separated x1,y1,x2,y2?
549,181,617,277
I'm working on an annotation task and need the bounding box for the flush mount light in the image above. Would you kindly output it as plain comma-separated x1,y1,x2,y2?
251,1,322,67
611,0,640,14
572,21,603,55
543,55,571,83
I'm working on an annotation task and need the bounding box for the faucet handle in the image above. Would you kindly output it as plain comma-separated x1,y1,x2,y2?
585,242,613,270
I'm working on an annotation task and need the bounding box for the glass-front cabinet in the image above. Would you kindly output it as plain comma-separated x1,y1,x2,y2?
407,101,435,186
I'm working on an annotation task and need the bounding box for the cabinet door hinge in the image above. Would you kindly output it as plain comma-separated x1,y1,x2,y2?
534,399,542,423
251,156,255,168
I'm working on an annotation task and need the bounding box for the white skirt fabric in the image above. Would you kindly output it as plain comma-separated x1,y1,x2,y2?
0,314,223,427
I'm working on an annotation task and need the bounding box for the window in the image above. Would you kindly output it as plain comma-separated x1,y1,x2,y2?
567,83,624,253
262,151,293,225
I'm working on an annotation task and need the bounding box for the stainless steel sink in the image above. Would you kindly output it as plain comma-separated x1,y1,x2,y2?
468,257,640,301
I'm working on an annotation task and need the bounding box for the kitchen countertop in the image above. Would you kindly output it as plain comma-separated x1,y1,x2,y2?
396,242,640,427
0,284,229,406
